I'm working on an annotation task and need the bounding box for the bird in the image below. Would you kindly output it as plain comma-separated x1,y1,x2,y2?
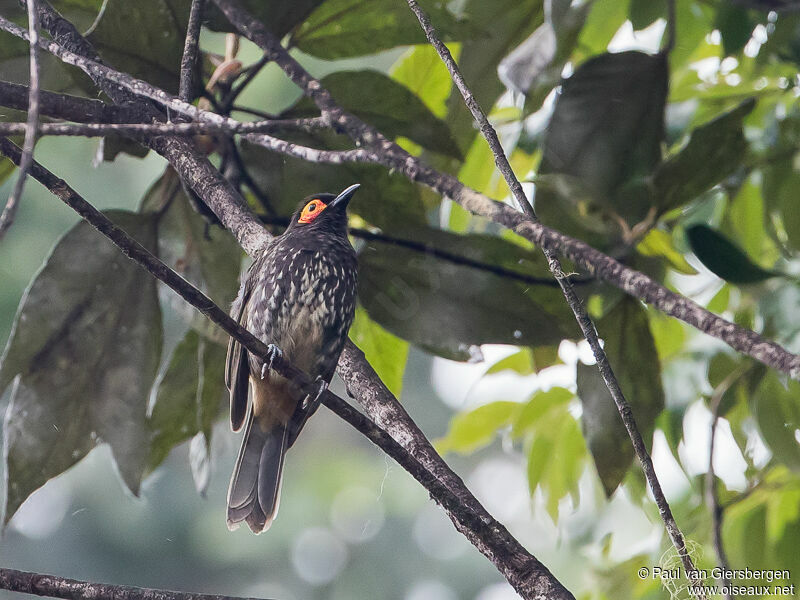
224,183,360,533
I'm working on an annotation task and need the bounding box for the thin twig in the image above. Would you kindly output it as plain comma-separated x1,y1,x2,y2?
179,0,206,103
405,0,705,592
0,568,270,600
0,136,575,600
202,0,800,381
0,0,40,242
0,118,330,137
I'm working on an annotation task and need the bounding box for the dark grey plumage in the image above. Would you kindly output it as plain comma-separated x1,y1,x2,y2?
224,185,359,533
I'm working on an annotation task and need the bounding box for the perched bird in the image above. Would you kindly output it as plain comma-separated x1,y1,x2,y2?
224,183,360,533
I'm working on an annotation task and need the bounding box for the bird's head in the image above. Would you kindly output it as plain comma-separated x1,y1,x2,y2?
287,183,359,235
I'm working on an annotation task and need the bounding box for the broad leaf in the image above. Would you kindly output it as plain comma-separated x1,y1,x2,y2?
87,0,190,94
0,211,162,523
357,227,577,360
436,401,520,455
510,387,584,519
291,0,477,59
636,228,697,275
390,45,454,118
576,298,665,496
284,70,462,159
143,168,241,342
686,224,777,284
204,0,325,37
148,329,226,494
538,51,667,228
654,100,753,213
348,308,409,398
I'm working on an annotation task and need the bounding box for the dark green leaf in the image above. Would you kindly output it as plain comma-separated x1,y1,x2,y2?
629,0,666,30
147,329,226,493
145,169,241,341
284,70,462,159
537,51,667,232
357,227,577,360
349,308,409,398
576,298,665,496
0,211,162,523
654,100,754,213
203,0,325,37
716,4,757,56
436,401,520,455
87,0,190,94
291,0,477,59
686,224,777,284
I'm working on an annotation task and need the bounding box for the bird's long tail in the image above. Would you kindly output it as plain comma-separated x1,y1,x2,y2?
226,409,289,533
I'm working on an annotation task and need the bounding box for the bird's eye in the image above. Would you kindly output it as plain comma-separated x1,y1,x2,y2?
308,202,317,211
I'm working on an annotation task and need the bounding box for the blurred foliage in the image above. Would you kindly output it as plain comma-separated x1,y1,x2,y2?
2,0,800,598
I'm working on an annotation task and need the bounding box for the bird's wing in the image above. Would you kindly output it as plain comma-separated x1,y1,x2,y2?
225,250,273,432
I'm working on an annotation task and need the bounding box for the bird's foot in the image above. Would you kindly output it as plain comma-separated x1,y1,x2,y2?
303,376,328,411
260,344,283,379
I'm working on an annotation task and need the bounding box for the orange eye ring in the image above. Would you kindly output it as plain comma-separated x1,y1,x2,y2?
299,199,327,224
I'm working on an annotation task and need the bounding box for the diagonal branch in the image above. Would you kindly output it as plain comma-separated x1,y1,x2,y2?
405,0,703,592
0,567,271,600
0,0,40,243
0,136,575,600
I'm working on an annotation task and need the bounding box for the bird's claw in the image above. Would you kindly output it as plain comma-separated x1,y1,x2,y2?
303,376,328,411
260,344,283,379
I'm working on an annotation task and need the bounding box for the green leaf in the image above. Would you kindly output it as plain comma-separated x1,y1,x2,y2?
578,0,630,55
509,387,584,519
145,169,241,341
390,44,454,118
486,347,561,376
576,298,665,496
147,329,226,493
204,0,325,37
357,227,577,360
512,387,573,437
284,70,462,159
436,401,520,455
349,308,409,398
629,0,666,30
636,228,697,275
715,4,757,57
538,51,668,230
654,100,754,213
291,0,477,59
0,211,162,523
686,224,777,284
87,0,190,94
753,374,800,473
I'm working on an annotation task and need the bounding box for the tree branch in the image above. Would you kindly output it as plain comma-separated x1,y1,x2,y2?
0,136,575,600
403,0,706,593
0,568,270,600
0,0,40,243
0,118,331,137
203,0,800,381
